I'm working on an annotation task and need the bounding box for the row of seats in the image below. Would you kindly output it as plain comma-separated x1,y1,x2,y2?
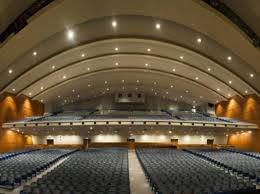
21,148,130,194
0,148,38,161
0,149,77,189
185,148,260,183
136,148,256,194
223,148,260,160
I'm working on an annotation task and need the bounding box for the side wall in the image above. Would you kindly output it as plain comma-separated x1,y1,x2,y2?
215,95,260,151
0,93,44,152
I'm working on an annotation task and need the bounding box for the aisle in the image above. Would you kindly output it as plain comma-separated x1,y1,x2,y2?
128,150,153,194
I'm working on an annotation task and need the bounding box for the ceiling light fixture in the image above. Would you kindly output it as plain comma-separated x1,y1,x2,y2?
67,30,74,40
33,51,37,56
62,75,67,79
40,86,44,90
145,63,149,67
8,69,13,74
12,88,16,92
197,38,202,43
250,73,254,78
245,90,248,94
147,48,151,52
115,62,119,66
207,68,211,72
179,56,184,60
227,56,232,61
195,77,199,80
155,23,161,29
172,68,176,72
228,80,232,84
81,53,85,57
217,88,220,91
111,20,117,27
51,65,55,70
114,47,119,51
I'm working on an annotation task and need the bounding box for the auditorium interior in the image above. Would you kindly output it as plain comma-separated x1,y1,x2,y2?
0,0,260,194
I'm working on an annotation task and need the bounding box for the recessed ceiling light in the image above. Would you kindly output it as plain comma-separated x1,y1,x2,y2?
154,92,157,95
114,47,119,51
121,79,125,83
169,130,172,134
207,68,211,72
62,75,67,79
77,95,80,98
249,73,254,78
245,90,248,94
40,100,44,102
33,51,37,56
40,86,44,90
136,80,140,83
67,30,74,40
195,77,199,80
51,65,55,69
147,48,151,52
12,88,15,92
197,38,202,43
29,92,32,96
216,100,219,103
180,96,183,98
115,62,119,66
105,81,108,84
106,88,109,91
172,68,176,72
200,96,203,98
228,80,232,84
166,91,169,94
122,86,125,90
185,90,189,93
81,53,85,57
87,67,90,71
111,20,117,27
228,94,231,97
88,84,91,87
170,85,173,88
154,82,157,85
72,89,75,92
135,87,138,90
217,88,220,91
155,23,161,29
193,100,196,103
179,56,184,60
8,69,13,74
227,56,232,61
145,63,149,67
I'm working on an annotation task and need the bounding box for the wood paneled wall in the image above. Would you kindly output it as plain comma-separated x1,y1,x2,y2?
0,93,44,152
215,94,260,151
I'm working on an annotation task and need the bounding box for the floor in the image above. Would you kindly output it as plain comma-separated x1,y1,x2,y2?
128,150,153,194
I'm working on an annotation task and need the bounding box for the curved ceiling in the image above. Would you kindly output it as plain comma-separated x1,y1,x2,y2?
0,0,259,111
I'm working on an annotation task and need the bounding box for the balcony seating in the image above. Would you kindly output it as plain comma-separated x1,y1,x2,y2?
136,148,256,194
20,148,130,194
